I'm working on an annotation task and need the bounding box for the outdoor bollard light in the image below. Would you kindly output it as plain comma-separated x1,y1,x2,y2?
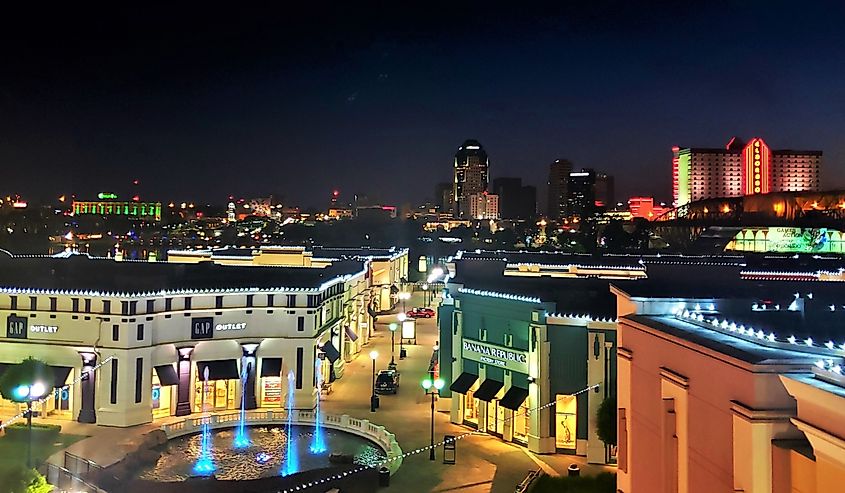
15,382,48,469
397,313,407,359
421,377,445,460
389,322,398,369
370,350,379,412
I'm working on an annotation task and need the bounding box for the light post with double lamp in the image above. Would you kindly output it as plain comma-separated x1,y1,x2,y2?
388,323,398,370
421,377,445,460
370,350,379,412
397,312,407,359
13,382,48,468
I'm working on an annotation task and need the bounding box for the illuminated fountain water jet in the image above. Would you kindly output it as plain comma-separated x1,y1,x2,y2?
281,370,298,476
233,362,251,449
310,359,326,454
193,367,216,476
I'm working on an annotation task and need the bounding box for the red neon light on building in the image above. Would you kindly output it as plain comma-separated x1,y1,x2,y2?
742,138,770,195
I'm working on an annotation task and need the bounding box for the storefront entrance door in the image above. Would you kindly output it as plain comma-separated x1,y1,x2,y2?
486,400,503,437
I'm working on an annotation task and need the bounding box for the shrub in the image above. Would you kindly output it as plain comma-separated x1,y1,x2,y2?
595,396,616,446
0,464,53,493
3,422,62,441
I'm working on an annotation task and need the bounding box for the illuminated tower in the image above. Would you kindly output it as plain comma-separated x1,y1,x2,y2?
453,140,489,218
742,138,770,195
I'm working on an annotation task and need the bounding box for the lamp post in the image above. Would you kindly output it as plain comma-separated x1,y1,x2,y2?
14,382,48,468
399,291,411,314
388,323,398,369
422,283,429,307
421,377,445,461
397,312,407,359
370,350,379,412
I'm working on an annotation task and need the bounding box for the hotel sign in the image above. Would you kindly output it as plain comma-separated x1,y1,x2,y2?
462,339,528,374
6,315,27,339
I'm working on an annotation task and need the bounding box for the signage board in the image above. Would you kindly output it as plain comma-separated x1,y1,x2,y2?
215,322,246,331
191,317,214,339
462,338,529,374
6,315,27,339
401,320,416,339
729,227,845,253
31,325,59,334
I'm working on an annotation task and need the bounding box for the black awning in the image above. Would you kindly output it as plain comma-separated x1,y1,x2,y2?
449,372,478,394
154,364,179,386
473,379,504,402
345,326,359,342
260,358,282,377
390,285,399,294
367,306,377,318
499,386,529,411
51,366,72,388
197,360,240,381
320,342,340,363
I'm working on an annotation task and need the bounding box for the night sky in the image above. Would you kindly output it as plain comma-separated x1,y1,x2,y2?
2,2,845,208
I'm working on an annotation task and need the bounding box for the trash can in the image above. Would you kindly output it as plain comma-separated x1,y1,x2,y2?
371,394,380,410
567,464,580,477
378,466,390,487
400,348,407,359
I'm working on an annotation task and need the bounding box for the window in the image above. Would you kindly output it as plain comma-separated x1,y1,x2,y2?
9,295,17,310
135,358,143,403
215,296,223,309
30,296,37,311
137,324,144,341
49,297,57,311
102,300,111,314
297,316,305,332
129,301,137,316
110,359,119,405
286,295,296,307
146,300,155,313
619,408,628,473
84,298,91,313
307,295,319,308
165,298,172,311
112,324,119,341
267,294,275,307
246,294,254,308
121,301,129,315
295,347,304,389
184,297,192,310
72,298,79,312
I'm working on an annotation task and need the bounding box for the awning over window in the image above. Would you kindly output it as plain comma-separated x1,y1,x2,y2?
320,342,340,363
449,372,478,394
473,379,504,402
154,364,179,386
50,366,73,388
345,326,359,342
260,358,283,377
367,306,377,318
499,386,529,411
196,360,239,381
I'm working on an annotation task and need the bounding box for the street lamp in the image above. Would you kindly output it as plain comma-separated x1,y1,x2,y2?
422,283,429,306
370,350,379,412
399,291,411,314
388,323,398,369
14,382,48,468
421,377,445,460
397,312,407,359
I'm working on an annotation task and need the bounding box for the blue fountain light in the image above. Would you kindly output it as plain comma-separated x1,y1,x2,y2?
193,367,217,476
310,359,327,454
281,370,299,476
233,362,251,449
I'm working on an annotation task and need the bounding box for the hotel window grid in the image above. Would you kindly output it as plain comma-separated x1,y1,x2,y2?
30,296,37,311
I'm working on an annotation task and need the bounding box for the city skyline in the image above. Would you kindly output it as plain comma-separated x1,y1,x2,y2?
2,3,845,207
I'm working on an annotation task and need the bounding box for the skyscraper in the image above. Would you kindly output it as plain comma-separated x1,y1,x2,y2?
453,139,489,218
547,159,573,219
434,182,452,214
567,168,597,219
594,172,615,209
672,136,821,206
493,177,537,220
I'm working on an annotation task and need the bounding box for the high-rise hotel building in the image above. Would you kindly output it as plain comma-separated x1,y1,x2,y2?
672,137,821,206
453,139,490,218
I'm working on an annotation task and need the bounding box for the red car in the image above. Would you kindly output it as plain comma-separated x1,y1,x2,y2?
406,307,435,318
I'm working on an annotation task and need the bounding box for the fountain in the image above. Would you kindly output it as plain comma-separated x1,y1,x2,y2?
192,367,216,476
281,370,298,476
233,362,251,449
310,359,327,454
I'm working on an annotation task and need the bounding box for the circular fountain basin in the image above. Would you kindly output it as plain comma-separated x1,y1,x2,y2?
137,425,386,481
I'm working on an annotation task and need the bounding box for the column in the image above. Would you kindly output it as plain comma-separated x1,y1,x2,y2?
175,347,193,416
77,352,97,424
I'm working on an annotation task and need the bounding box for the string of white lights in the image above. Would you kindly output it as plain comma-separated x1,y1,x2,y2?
0,356,114,431
278,383,601,493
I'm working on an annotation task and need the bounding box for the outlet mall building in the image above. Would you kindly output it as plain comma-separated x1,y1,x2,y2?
0,246,407,427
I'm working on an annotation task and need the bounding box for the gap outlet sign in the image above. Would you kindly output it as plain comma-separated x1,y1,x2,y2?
462,338,529,374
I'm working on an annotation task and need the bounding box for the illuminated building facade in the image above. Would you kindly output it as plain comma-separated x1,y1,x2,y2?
567,169,597,218
672,137,821,206
627,196,670,220
468,192,499,220
73,200,162,221
453,139,490,218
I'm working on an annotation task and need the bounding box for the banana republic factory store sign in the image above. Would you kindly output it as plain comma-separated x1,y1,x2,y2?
462,338,529,374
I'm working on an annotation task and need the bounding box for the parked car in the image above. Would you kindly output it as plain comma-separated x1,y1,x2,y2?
406,307,435,318
375,369,400,394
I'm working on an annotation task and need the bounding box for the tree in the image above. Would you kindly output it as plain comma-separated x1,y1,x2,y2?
0,464,53,493
595,395,617,446
0,358,54,403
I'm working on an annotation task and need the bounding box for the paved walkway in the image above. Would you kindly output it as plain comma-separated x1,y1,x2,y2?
15,292,614,491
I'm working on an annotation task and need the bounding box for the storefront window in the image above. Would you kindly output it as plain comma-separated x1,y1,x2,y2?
152,374,172,419
261,377,282,407
194,378,237,412
42,370,74,419
463,382,480,425
555,394,577,450
513,400,530,443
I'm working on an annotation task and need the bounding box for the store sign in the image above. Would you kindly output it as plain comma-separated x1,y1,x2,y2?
462,339,528,374
30,325,59,334
6,315,27,339
730,227,843,253
215,322,247,331
191,317,214,339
